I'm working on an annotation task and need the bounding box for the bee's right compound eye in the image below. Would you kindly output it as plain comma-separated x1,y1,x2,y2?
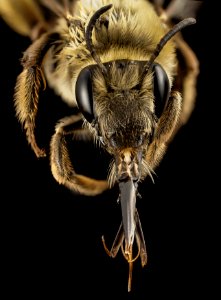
75,67,95,123
153,63,170,119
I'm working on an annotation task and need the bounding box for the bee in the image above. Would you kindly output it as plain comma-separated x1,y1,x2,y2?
0,0,200,291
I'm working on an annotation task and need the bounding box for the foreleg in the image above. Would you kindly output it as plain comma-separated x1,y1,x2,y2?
50,114,109,196
145,91,182,171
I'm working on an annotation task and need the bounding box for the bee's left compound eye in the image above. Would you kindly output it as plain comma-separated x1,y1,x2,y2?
153,63,170,119
75,67,95,123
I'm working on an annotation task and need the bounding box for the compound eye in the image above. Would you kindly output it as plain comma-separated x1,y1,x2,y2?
75,67,94,123
153,63,170,118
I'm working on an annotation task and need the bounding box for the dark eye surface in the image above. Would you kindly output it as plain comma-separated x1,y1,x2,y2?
153,63,170,118
75,67,94,123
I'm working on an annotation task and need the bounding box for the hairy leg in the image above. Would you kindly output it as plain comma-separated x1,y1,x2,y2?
50,114,109,195
175,34,199,126
145,91,182,170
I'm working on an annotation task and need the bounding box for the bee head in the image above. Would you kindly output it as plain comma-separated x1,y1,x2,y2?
75,58,170,151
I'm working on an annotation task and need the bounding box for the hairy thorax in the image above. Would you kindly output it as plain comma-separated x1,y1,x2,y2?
43,0,176,107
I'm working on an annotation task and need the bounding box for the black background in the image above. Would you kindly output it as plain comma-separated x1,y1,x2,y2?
0,1,217,299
